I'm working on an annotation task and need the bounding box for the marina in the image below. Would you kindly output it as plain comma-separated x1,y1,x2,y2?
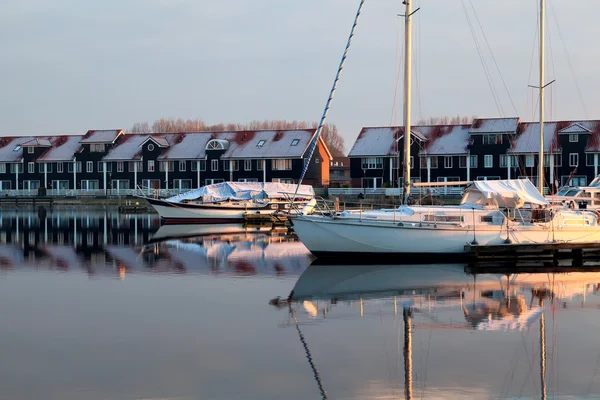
1,207,600,398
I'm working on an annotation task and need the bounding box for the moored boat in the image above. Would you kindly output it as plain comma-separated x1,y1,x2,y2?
143,181,314,223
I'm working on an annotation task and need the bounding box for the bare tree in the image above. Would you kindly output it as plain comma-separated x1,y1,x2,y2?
415,115,477,125
128,118,346,156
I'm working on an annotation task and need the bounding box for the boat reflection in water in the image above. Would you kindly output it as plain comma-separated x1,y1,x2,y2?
275,260,600,399
143,223,312,276
0,207,312,278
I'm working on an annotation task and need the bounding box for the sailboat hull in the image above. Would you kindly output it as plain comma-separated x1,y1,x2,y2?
291,215,600,260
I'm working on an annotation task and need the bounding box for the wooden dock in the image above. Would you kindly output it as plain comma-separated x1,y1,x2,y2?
465,242,600,264
243,213,289,225
0,197,54,205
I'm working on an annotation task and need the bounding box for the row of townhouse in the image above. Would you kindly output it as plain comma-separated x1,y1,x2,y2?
0,129,331,194
348,117,600,192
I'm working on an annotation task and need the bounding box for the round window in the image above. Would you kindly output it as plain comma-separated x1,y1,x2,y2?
148,144,155,151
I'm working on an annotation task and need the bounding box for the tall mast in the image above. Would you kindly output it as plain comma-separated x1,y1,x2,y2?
538,0,545,194
402,0,413,204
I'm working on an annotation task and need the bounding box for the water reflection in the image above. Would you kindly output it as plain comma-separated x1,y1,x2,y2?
276,261,600,399
0,207,311,277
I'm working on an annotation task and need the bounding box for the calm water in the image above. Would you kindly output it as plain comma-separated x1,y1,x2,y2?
2,207,600,399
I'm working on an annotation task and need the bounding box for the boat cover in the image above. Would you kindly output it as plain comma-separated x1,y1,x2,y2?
461,179,548,208
166,182,314,203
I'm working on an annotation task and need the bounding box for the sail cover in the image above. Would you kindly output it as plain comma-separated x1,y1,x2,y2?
461,179,548,208
166,182,314,203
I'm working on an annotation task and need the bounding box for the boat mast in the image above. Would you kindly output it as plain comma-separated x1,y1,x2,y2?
538,0,545,194
402,0,414,204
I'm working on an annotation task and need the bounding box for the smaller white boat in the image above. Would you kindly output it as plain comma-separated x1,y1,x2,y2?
143,181,314,224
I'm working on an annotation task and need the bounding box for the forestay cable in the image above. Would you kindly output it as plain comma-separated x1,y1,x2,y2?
293,0,366,198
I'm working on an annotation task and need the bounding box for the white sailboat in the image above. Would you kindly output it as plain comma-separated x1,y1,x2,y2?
292,0,600,259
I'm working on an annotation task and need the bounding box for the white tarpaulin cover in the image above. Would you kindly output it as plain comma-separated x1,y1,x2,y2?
166,182,314,203
461,179,548,208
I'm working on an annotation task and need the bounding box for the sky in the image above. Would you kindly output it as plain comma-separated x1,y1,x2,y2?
1,0,599,152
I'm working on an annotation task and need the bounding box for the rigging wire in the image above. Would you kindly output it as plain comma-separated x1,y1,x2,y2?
294,0,366,196
391,10,404,126
467,0,519,116
547,0,589,119
289,306,329,400
460,0,503,117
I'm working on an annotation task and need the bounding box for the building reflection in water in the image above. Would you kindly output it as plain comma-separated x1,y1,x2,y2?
0,207,312,278
275,262,600,400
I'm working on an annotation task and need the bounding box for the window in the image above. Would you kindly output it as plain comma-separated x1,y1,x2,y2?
179,161,186,172
10,163,23,173
28,147,34,154
361,157,383,169
569,153,579,167
68,162,82,173
211,159,219,171
13,146,21,152
586,154,596,167
484,155,493,168
81,180,99,190
97,162,103,172
257,160,265,171
482,134,503,145
28,162,34,173
569,134,578,143
191,160,206,171
90,144,105,152
111,179,130,190
147,144,155,151
23,180,40,190
244,160,252,171
173,179,192,190
205,178,225,185
499,155,517,168
159,161,174,172
273,178,294,184
526,155,534,168
562,175,587,187
238,178,258,182
56,163,63,173
444,156,453,169
128,161,143,172
86,161,93,173
39,163,44,173
476,176,500,181
291,139,300,146
422,156,439,169
257,140,266,148
410,156,414,169
223,160,239,171
142,179,160,189
315,158,320,164
272,159,292,170
147,160,155,172
117,161,124,172
469,155,477,168
0,163,5,174
543,154,561,167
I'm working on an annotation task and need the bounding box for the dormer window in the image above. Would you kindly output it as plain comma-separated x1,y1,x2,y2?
13,146,21,152
206,139,229,150
569,134,578,143
482,134,502,145
257,140,266,148
90,143,105,152
291,139,299,146
27,147,34,154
